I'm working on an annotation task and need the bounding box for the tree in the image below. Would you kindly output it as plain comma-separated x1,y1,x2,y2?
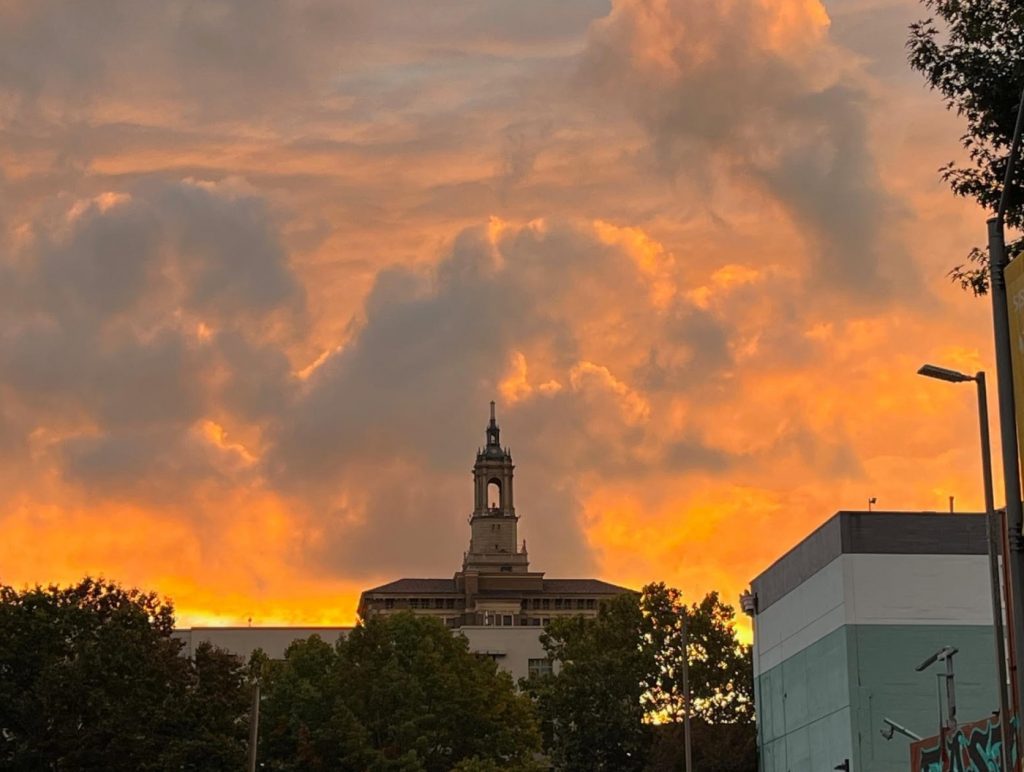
0,577,250,771
161,642,252,770
527,585,754,772
529,593,654,772
641,584,753,725
908,1,1024,293
259,612,541,771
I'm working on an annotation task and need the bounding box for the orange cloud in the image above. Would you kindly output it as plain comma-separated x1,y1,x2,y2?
0,0,1000,637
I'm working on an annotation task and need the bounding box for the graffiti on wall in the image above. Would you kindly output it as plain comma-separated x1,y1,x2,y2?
910,716,1016,772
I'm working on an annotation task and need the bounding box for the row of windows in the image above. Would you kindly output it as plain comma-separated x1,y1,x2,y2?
378,596,598,611
482,614,552,627
523,598,596,611
382,597,459,610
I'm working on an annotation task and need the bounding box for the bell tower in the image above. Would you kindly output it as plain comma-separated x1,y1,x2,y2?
463,402,529,573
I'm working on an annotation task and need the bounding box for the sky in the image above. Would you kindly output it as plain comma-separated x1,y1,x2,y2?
0,0,1003,632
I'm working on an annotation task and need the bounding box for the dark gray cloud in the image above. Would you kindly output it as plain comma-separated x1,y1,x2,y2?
0,1,366,121
266,218,745,578
0,179,304,503
576,0,899,296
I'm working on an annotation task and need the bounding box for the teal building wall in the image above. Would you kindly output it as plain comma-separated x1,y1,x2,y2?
758,624,998,772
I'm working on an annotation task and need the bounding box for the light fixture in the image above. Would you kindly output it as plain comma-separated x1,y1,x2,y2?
917,364,975,383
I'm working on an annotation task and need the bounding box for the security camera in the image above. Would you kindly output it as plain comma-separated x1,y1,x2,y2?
739,590,757,615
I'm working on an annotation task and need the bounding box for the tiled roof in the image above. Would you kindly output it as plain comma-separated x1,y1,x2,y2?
543,579,634,594
362,578,457,594
361,577,633,596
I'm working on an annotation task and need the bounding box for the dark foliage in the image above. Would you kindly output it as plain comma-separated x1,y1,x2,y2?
908,0,1024,293
525,584,754,772
648,720,757,772
258,612,542,771
0,577,250,771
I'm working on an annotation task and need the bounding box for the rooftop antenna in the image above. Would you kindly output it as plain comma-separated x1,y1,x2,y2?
949,495,955,513
868,497,877,512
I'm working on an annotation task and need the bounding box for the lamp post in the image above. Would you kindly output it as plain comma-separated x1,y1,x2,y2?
681,610,693,772
918,364,1012,769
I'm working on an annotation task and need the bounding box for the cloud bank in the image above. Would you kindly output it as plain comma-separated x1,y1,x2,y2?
0,0,992,627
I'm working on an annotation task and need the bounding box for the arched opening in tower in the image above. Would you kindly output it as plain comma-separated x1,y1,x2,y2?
487,479,502,511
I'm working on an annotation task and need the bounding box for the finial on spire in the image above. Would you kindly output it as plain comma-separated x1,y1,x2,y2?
490,400,496,424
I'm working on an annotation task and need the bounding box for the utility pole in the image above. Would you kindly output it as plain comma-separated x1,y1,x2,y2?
681,611,693,772
987,83,1024,759
247,676,260,772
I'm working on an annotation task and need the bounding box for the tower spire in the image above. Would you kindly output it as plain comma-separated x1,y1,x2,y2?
485,401,501,449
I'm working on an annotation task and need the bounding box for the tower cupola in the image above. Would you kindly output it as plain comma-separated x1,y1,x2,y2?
463,402,528,573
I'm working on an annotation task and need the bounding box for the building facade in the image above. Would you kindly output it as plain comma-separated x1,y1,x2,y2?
747,511,1001,772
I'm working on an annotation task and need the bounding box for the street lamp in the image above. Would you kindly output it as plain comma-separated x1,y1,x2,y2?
918,364,1012,769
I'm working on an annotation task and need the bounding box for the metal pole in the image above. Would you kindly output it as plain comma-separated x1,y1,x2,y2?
990,84,1024,767
979,372,1014,771
682,611,693,772
247,677,260,772
945,652,958,731
989,218,1024,762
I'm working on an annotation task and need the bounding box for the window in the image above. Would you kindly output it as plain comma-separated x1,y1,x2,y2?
410,598,420,609
541,617,550,626
445,598,455,609
541,598,550,610
576,599,586,610
384,598,394,609
503,615,513,626
528,658,553,678
500,566,512,572
532,599,541,610
586,599,595,609
435,598,445,609
554,598,563,610
531,618,541,626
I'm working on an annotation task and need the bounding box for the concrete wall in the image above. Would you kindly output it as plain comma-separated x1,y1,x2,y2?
848,624,997,772
755,553,994,676
758,626,853,772
173,627,349,659
756,624,998,772
753,548,1000,772
173,625,549,683
459,625,548,682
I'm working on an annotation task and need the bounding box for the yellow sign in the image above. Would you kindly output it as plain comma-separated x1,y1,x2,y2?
1005,254,1024,462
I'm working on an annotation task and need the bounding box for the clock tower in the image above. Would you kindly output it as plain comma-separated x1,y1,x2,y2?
463,402,529,573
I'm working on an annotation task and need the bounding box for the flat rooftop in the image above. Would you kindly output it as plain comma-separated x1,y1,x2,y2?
750,510,987,613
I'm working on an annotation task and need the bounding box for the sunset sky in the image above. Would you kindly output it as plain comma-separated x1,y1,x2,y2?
0,0,1004,632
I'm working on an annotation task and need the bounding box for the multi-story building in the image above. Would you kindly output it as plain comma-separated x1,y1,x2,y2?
746,510,1001,772
358,403,629,631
